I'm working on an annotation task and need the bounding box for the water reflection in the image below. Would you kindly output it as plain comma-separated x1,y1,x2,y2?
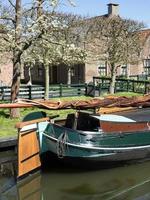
0,174,41,200
1,160,150,200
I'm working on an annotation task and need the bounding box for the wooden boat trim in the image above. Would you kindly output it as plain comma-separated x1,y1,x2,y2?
21,152,40,163
16,117,50,129
43,133,150,151
20,128,38,136
94,115,136,122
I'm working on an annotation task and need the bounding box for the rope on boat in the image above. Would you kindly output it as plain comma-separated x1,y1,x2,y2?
147,122,150,130
56,131,68,158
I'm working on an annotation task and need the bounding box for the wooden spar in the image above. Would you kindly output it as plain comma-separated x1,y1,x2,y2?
16,117,50,129
17,117,49,179
0,103,34,108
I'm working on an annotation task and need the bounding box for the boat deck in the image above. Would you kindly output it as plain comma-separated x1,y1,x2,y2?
115,108,150,122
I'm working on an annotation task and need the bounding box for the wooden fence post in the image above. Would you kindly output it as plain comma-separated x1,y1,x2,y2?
59,84,62,97
132,81,135,93
28,86,32,100
85,83,88,95
127,79,129,92
1,87,4,101
77,87,81,95
145,82,149,94
93,77,96,97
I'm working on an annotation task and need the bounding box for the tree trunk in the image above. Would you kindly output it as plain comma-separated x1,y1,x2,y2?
10,0,22,118
10,57,21,118
109,64,116,94
37,0,43,17
67,67,71,85
44,65,49,100
127,63,130,79
27,66,32,85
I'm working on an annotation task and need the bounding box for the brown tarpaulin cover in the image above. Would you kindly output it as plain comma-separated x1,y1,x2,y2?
1,95,150,112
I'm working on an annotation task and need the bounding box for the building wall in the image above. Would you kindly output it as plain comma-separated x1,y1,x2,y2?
84,30,150,81
130,62,144,76
129,30,150,76
85,60,100,83
0,62,13,86
0,53,13,86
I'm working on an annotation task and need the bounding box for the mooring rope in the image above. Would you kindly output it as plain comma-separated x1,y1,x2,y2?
56,131,68,158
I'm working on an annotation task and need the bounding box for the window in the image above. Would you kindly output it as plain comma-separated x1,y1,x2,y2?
121,65,127,76
38,67,43,77
143,59,150,75
98,64,106,76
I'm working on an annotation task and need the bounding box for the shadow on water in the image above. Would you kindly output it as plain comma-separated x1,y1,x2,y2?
1,153,150,200
40,152,133,173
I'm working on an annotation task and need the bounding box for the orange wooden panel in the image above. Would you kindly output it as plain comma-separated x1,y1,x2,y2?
18,130,41,178
18,154,41,177
19,131,40,162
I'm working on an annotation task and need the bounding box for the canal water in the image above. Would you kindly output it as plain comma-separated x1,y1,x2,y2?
1,159,150,200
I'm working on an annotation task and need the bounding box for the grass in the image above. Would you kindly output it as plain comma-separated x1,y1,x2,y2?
102,92,143,97
0,96,92,138
110,92,143,97
0,93,142,138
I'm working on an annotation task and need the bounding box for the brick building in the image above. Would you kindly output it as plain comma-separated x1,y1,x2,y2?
84,4,150,82
26,3,150,85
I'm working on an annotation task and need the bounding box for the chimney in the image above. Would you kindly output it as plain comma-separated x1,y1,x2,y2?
107,3,119,16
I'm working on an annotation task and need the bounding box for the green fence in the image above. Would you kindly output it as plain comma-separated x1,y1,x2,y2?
1,78,149,100
93,77,150,94
0,84,88,100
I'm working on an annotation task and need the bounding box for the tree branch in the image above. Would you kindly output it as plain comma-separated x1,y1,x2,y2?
3,36,11,43
0,16,15,24
8,0,16,9
20,30,44,56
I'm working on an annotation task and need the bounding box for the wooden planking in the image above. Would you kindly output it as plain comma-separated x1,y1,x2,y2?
100,121,149,133
16,117,49,129
19,131,39,161
18,130,41,178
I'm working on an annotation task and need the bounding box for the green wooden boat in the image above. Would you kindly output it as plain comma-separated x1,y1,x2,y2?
37,111,150,162
17,110,150,168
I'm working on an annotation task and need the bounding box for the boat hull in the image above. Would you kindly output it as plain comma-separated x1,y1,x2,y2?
43,135,150,162
41,123,150,163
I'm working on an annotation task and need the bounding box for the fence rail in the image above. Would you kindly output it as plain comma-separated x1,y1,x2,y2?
93,77,150,94
0,84,87,100
1,78,150,101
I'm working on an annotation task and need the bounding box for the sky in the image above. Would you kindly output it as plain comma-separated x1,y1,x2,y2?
22,0,150,28
55,0,150,28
